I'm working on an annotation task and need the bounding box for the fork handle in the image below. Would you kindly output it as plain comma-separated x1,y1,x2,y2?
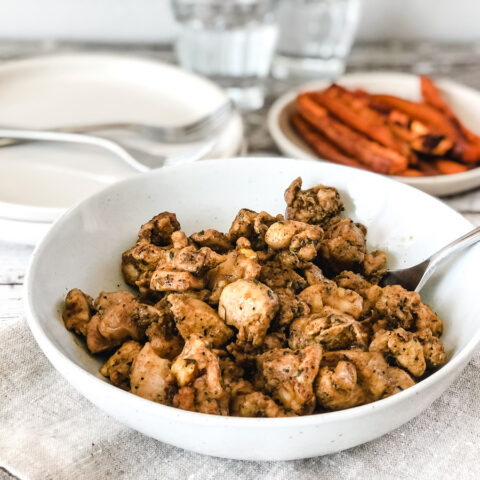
416,226,480,291
0,128,148,172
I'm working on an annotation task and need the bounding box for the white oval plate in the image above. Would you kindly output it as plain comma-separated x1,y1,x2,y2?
26,157,480,460
0,53,244,241
268,71,480,196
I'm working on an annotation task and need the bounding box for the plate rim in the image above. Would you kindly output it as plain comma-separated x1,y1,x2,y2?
267,71,480,195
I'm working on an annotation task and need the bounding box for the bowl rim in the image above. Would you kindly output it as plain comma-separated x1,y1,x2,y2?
267,71,480,189
24,156,480,428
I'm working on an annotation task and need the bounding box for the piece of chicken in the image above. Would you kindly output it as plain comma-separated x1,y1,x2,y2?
321,351,390,400
228,209,282,250
167,294,233,347
137,212,181,246
150,268,206,292
370,328,426,377
260,260,307,292
265,220,324,262
190,229,232,252
207,245,261,304
274,288,311,327
256,345,322,415
289,307,368,351
231,390,289,418
284,177,344,225
130,342,175,404
85,292,146,354
335,271,373,297
100,340,142,390
383,366,416,397
315,361,367,410
298,282,363,319
320,218,367,272
415,303,443,337
218,279,279,347
63,288,94,336
121,242,165,287
415,328,446,368
171,335,229,415
363,250,387,282
374,285,421,331
303,263,327,286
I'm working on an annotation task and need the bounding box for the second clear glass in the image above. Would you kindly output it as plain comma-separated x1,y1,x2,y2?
272,0,361,80
171,0,281,110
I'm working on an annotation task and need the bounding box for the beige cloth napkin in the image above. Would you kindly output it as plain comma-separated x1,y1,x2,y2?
1,316,479,480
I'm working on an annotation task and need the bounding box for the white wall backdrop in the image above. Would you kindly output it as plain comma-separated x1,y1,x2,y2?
0,0,477,43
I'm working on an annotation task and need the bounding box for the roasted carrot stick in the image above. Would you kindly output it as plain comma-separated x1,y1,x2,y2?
290,113,367,170
421,75,480,162
312,87,408,153
397,168,425,177
296,93,408,175
435,159,468,175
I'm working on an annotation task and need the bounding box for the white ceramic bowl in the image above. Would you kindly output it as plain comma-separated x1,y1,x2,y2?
268,72,480,196
25,157,480,461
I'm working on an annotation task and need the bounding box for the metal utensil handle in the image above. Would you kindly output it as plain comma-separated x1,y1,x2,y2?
0,128,147,172
416,226,480,291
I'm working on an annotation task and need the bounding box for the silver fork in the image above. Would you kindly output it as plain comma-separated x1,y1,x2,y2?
0,100,234,148
0,128,215,172
380,226,480,292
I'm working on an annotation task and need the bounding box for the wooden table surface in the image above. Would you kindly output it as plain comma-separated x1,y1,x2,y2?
0,40,480,478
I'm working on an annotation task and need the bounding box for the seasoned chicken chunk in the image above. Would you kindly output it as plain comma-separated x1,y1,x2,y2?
370,328,426,377
260,260,307,292
321,351,390,400
121,242,164,287
415,303,443,337
171,335,228,415
228,209,282,249
100,340,142,390
190,229,232,252
231,390,289,418
374,285,421,331
265,220,323,262
289,307,368,351
137,212,180,246
207,246,261,304
284,177,343,225
315,361,367,410
415,328,446,368
63,288,94,336
167,294,233,347
299,282,363,319
335,271,373,296
85,292,147,354
363,250,387,282
256,345,322,415
274,288,310,327
383,367,416,397
150,268,205,292
320,218,367,272
218,279,279,347
130,342,175,404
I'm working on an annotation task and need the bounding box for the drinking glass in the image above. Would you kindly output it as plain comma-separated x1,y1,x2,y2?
272,0,361,80
171,0,280,110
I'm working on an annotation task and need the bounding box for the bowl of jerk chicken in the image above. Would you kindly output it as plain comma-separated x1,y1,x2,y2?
25,157,480,460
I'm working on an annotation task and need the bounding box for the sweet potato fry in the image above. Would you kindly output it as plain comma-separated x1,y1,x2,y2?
370,94,460,142
312,86,405,152
435,159,468,175
290,113,367,170
397,168,425,177
417,158,440,176
296,93,408,175
421,75,480,162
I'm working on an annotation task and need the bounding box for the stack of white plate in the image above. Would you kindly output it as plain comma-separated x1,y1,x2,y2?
0,54,245,244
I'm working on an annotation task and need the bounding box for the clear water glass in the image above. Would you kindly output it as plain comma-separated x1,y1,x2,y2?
273,0,361,80
171,0,280,111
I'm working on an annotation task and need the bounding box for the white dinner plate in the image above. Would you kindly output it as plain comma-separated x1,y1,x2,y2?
0,53,244,244
268,71,480,196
